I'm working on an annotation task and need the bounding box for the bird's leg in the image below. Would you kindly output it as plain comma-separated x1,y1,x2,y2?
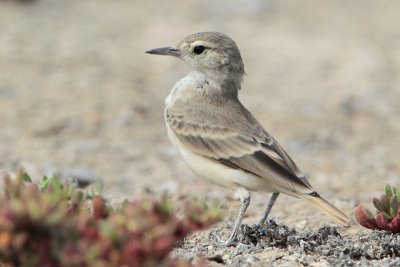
258,192,279,225
225,189,250,246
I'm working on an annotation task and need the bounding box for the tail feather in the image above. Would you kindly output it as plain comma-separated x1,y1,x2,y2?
301,193,351,227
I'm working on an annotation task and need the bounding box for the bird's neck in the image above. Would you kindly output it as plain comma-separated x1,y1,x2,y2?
199,69,243,97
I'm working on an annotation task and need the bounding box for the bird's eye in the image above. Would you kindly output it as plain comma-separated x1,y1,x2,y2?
193,45,206,55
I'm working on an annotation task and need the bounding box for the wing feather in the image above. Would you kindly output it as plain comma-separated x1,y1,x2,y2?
166,97,312,193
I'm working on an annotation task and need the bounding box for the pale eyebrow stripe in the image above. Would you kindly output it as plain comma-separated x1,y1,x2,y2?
190,40,214,48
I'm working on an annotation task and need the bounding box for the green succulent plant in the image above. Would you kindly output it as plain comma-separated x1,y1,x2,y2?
0,171,220,267
355,184,400,233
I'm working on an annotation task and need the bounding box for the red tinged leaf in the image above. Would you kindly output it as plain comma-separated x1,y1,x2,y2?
377,212,400,233
380,194,390,212
389,215,400,233
355,204,378,230
373,197,384,212
92,196,108,219
376,212,390,231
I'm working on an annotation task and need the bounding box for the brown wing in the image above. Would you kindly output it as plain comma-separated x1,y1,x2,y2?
262,137,312,188
166,104,313,193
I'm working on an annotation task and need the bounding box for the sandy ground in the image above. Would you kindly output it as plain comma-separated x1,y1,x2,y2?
0,0,400,266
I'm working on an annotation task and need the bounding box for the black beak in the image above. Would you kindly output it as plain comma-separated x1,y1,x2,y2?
145,46,181,57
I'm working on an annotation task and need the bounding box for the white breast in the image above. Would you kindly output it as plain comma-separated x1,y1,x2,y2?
165,71,207,106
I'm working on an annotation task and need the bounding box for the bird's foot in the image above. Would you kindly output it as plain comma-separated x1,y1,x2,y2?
256,221,266,227
224,237,239,247
209,230,238,247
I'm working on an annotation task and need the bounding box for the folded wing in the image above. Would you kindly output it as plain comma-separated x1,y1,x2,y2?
167,106,313,194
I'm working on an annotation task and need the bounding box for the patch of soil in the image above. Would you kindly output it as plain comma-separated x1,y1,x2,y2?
174,220,400,266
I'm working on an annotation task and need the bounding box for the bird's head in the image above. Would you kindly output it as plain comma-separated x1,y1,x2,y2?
146,32,245,92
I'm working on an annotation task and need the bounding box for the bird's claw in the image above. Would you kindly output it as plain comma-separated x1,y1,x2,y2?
210,231,238,247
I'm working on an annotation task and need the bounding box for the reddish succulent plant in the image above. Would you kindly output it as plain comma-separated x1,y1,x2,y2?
0,171,220,267
355,184,400,233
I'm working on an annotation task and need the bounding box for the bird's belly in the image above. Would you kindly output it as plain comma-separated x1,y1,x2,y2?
166,125,276,192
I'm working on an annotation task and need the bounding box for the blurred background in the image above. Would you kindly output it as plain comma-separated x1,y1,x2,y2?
0,0,399,227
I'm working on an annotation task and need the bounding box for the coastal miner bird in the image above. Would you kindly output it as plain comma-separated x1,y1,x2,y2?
146,32,351,245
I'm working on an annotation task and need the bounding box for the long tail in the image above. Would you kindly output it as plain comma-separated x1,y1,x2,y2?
301,192,351,227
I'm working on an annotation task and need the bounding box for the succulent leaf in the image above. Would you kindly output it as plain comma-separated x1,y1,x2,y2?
380,194,390,213
39,176,50,191
376,212,390,231
382,211,393,220
385,184,393,198
18,170,32,183
395,187,400,201
372,197,384,212
390,215,400,233
390,195,398,217
355,204,378,230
